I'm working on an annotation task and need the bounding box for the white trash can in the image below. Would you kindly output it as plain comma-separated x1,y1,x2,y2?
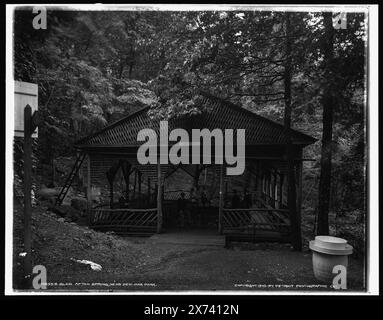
309,236,353,283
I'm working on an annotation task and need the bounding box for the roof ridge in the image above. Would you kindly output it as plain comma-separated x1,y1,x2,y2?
76,91,317,148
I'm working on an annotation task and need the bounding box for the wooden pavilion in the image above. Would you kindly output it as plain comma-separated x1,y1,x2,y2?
72,92,316,243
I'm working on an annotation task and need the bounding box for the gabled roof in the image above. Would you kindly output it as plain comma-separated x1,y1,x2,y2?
75,92,316,148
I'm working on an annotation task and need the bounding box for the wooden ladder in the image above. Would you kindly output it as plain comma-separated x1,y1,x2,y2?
54,153,86,206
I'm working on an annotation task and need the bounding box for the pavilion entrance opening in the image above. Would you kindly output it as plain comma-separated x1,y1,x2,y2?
162,164,220,232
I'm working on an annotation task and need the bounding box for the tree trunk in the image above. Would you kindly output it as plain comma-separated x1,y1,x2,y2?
284,12,302,251
51,158,55,186
118,64,124,79
128,63,134,79
317,12,335,235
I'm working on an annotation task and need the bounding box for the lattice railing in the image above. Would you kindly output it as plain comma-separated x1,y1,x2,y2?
89,208,158,233
261,192,284,209
222,208,290,234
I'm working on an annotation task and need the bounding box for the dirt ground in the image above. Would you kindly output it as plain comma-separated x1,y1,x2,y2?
12,202,365,292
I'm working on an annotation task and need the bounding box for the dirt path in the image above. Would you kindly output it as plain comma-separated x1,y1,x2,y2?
12,203,365,292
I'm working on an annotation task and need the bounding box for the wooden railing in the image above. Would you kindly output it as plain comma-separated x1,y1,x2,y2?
222,208,290,234
164,190,189,201
261,192,286,209
89,208,158,234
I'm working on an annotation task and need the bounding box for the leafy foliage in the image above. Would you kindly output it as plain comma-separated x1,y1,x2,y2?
14,9,366,238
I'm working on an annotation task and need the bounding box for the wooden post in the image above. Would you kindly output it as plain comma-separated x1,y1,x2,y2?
218,164,224,234
126,174,130,201
266,171,270,204
286,145,301,251
279,173,284,209
138,171,142,202
147,177,151,200
263,171,266,197
256,160,262,201
273,171,277,208
264,175,267,201
133,169,137,199
23,105,32,289
156,161,163,233
297,153,303,222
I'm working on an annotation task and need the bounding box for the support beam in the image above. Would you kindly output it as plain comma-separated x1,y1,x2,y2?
279,173,284,209
267,171,271,201
126,174,130,201
256,160,262,200
156,161,163,233
147,176,151,201
133,169,137,199
273,171,277,208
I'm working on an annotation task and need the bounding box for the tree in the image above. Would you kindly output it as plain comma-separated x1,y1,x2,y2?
13,9,366,243
316,12,336,235
283,12,301,250
13,9,161,181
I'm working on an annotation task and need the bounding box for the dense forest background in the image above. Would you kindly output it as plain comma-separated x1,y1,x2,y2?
13,9,366,253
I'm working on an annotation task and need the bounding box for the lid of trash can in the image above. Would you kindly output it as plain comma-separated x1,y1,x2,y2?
315,236,347,249
309,236,353,255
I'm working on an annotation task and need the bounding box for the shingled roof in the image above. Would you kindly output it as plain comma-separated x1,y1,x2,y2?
75,92,316,148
